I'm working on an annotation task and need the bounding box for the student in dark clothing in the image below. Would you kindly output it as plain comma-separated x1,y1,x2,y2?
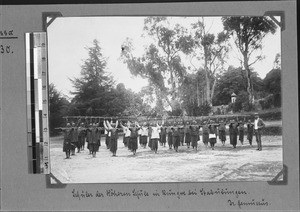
105,128,110,149
238,120,245,145
95,121,102,151
202,121,209,148
218,119,226,146
70,122,78,156
59,123,74,159
178,122,185,146
229,120,238,148
172,123,180,152
87,123,101,158
184,121,191,148
247,119,254,147
129,122,141,155
148,123,153,150
190,120,200,151
160,124,167,147
166,122,173,149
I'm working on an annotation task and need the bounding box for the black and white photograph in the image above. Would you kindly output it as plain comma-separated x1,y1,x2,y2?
47,15,283,184
1,1,298,211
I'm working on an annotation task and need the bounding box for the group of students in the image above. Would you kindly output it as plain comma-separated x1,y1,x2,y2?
58,113,265,159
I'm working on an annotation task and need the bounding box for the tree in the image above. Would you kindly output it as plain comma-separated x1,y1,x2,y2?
69,39,123,116
49,83,69,136
120,17,194,112
180,71,207,115
213,66,264,106
186,18,229,106
272,53,281,69
114,83,152,117
263,68,281,107
264,68,281,94
222,16,277,104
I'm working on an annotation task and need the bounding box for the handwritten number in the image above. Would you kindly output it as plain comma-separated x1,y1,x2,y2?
6,46,10,53
0,45,13,54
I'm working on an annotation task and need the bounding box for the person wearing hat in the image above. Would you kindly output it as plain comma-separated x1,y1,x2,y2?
104,119,119,156
184,121,192,148
202,120,209,148
218,119,226,146
246,119,254,147
254,113,265,151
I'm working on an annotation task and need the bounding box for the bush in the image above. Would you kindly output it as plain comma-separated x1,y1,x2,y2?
262,126,282,135
259,94,281,110
259,95,273,110
230,91,254,112
241,126,281,136
197,101,212,116
168,108,183,116
273,93,281,107
258,110,281,121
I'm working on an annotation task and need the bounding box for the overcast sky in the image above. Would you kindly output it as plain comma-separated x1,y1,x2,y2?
47,16,280,97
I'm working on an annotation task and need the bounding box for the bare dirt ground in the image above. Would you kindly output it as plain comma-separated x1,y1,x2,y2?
50,130,282,184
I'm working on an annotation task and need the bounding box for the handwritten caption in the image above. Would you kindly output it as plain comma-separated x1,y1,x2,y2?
0,30,16,54
71,187,270,209
0,30,14,37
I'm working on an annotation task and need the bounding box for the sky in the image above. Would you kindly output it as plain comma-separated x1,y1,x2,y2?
47,16,281,98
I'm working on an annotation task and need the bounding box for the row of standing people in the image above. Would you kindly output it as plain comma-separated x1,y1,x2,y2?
116,112,265,155
58,120,119,158
121,119,258,153
58,113,265,159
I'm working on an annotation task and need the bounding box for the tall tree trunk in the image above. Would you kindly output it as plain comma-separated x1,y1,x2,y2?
161,89,174,112
210,77,217,105
168,60,176,101
204,51,212,106
243,54,254,104
196,79,200,106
